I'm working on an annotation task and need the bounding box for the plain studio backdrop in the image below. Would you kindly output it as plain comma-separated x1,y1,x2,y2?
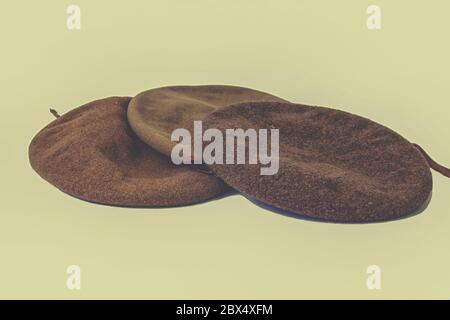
0,0,449,299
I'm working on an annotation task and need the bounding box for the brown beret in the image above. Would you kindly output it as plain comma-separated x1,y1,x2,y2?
127,85,288,157
29,97,229,207
204,101,435,223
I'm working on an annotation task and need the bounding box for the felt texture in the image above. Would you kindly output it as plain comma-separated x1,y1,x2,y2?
127,85,288,157
29,97,229,207
204,102,433,223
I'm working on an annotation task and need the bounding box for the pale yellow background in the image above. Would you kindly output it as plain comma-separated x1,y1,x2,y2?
1,0,449,299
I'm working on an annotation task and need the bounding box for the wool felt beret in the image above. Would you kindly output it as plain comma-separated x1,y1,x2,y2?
127,85,288,158
203,101,447,223
29,97,229,207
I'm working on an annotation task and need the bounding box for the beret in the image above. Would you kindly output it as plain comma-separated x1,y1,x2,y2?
204,101,436,223
127,85,288,157
29,97,229,207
